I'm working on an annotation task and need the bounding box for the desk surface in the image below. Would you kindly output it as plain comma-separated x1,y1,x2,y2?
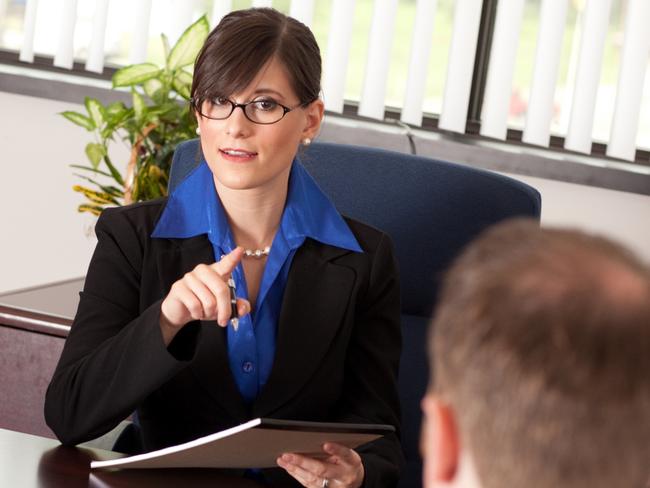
0,278,83,337
0,277,83,320
0,428,269,487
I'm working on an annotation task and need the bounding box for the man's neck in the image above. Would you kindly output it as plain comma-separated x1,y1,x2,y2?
429,451,482,488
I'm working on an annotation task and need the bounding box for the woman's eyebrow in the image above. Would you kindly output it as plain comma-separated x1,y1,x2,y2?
250,88,284,99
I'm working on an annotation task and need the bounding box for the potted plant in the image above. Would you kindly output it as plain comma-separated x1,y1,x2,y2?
62,16,209,215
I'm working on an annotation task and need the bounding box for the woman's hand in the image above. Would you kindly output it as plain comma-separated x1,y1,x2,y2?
276,443,365,488
159,247,250,345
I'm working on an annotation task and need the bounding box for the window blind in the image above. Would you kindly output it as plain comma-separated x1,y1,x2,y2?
85,0,109,73
522,0,569,147
53,0,78,69
438,0,483,133
12,0,648,162
565,0,613,154
607,0,650,161
358,0,400,120
479,0,525,140
401,0,438,126
322,0,356,113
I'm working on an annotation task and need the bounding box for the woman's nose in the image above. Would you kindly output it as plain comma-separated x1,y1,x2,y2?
224,104,252,138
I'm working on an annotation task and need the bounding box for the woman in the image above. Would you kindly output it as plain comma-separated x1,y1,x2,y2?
45,8,402,487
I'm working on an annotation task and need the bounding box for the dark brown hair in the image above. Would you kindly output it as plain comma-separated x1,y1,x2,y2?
430,218,650,488
191,8,321,106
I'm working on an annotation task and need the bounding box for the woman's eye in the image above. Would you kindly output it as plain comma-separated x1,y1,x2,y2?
212,97,229,106
253,99,278,111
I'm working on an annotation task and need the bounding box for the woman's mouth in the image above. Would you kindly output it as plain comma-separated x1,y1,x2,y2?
220,148,258,162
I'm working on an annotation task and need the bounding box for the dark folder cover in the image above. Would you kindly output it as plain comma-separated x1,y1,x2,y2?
91,418,394,469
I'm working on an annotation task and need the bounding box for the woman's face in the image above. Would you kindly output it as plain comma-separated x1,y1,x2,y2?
196,57,324,194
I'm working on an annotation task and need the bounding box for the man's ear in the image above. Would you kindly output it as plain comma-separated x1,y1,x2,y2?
421,394,460,486
302,99,324,141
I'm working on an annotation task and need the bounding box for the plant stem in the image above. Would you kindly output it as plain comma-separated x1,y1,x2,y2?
124,122,158,205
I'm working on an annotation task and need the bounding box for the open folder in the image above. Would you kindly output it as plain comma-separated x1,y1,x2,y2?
91,418,394,469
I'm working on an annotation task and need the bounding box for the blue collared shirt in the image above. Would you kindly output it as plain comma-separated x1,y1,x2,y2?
152,158,361,403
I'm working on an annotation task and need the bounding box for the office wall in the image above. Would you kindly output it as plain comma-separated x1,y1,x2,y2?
1,90,649,293
0,91,127,294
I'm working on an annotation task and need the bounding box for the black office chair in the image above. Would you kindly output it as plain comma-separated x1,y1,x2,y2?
166,139,542,487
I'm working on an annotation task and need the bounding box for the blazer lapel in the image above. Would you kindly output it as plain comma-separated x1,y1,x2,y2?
253,240,356,417
156,235,249,419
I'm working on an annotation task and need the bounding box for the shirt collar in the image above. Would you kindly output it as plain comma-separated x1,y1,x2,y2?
151,157,362,254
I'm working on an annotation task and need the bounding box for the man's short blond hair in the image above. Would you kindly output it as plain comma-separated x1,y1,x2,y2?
430,219,650,488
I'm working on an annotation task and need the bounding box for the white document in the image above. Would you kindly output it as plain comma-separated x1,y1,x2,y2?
91,418,393,469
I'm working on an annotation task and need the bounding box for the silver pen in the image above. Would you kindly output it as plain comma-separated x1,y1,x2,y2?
227,277,239,331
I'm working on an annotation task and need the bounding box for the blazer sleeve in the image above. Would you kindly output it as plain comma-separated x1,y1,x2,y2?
44,206,201,446
337,232,404,487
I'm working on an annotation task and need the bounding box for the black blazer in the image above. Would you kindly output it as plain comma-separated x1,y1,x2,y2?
45,198,403,487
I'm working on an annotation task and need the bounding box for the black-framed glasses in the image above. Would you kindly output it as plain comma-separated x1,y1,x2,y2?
191,96,310,125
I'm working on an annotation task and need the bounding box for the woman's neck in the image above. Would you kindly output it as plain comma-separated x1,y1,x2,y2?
214,178,288,250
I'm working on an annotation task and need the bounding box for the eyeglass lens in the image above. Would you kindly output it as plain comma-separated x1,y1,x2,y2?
200,98,286,124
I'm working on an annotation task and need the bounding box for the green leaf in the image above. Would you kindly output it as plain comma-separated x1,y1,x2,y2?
166,15,209,70
85,143,105,169
132,89,146,121
61,111,94,130
143,79,163,100
161,33,171,61
103,154,125,186
73,173,123,197
172,69,193,100
85,98,105,128
112,63,161,87
70,164,113,178
77,203,105,215
100,126,117,140
106,101,127,116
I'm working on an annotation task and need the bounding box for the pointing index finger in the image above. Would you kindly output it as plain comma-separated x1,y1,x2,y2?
213,247,244,277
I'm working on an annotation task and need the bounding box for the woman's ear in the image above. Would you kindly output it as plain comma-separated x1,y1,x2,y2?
302,99,325,141
194,109,204,134
421,394,460,487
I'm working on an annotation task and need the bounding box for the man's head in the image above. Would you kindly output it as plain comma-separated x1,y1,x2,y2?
423,218,650,488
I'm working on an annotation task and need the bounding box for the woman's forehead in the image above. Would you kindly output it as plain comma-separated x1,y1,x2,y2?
225,57,298,101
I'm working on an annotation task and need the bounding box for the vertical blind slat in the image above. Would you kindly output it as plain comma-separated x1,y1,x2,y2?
130,0,153,64
170,1,195,45
479,0,525,140
358,0,400,119
564,0,612,154
400,0,438,126
252,0,273,7
438,0,483,133
606,0,650,161
19,0,39,63
85,0,110,73
522,0,568,147
289,0,316,28
211,0,232,25
53,0,78,69
322,0,356,113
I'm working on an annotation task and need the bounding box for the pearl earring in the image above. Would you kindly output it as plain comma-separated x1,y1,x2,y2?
302,138,311,146
195,127,201,135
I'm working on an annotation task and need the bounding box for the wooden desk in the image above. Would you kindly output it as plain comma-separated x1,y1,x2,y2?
0,428,270,487
0,278,80,437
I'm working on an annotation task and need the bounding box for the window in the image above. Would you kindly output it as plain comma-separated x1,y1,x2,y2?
1,0,648,161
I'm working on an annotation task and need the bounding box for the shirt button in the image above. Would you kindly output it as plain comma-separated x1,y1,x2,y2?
242,361,254,373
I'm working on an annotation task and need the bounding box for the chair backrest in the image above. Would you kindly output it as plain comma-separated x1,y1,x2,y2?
169,139,542,488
